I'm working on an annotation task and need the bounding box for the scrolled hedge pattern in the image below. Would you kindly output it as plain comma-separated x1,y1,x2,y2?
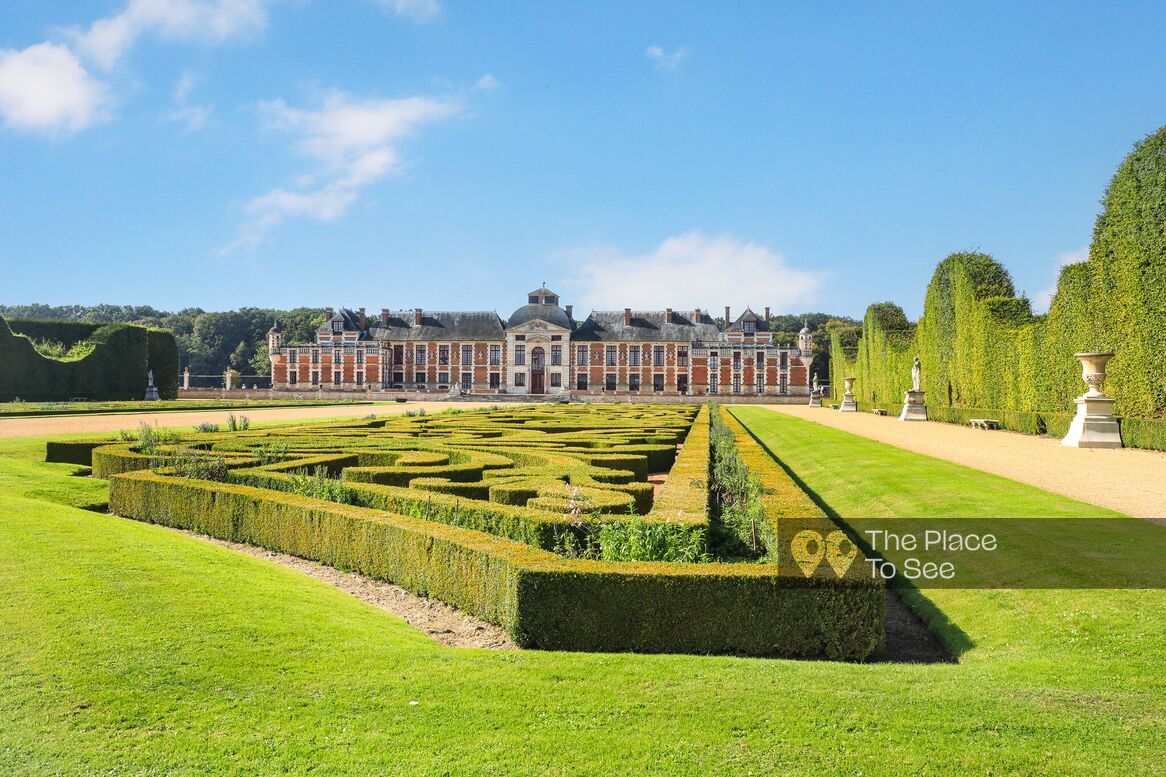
60,404,885,659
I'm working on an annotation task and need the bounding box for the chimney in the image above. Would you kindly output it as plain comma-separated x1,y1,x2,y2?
624,307,632,326
565,304,573,320
665,307,673,324
764,306,770,322
325,307,334,318
358,307,366,330
380,308,390,326
414,308,423,327
694,307,701,322
724,306,731,325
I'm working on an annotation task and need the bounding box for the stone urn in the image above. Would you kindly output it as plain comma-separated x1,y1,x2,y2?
1076,352,1113,397
839,377,857,412
1062,352,1121,448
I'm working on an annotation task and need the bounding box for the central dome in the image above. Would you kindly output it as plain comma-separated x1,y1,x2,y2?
507,302,571,329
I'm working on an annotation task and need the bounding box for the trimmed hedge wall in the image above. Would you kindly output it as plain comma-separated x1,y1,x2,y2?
0,316,179,401
108,469,884,659
826,126,1166,450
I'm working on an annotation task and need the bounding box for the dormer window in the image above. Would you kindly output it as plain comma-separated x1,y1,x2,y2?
529,295,539,304
331,320,342,333
743,321,756,335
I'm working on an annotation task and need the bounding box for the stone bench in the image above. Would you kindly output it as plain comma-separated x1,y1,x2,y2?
871,408,888,416
969,418,1001,430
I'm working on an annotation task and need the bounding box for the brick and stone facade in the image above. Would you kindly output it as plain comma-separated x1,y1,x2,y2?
268,287,814,397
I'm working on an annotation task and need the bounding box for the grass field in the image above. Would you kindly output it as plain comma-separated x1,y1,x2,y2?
1,412,1163,774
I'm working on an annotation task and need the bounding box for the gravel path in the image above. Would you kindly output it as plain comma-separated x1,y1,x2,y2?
0,401,503,438
754,404,1166,519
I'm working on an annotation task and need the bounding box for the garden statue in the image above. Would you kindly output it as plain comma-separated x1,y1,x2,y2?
143,369,160,402
899,356,927,421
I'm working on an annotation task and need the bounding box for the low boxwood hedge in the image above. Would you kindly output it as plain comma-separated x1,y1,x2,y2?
109,469,884,659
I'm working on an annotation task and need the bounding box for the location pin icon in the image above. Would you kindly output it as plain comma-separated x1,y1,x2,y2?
825,530,858,578
790,530,826,577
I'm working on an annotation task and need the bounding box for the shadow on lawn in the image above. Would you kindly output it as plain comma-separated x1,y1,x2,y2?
743,428,976,661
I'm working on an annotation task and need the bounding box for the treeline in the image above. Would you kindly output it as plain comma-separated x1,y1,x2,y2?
0,304,325,376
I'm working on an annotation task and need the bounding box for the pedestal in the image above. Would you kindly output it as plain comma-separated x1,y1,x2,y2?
839,378,857,412
807,389,823,408
1062,395,1122,448
899,390,927,422
143,386,160,401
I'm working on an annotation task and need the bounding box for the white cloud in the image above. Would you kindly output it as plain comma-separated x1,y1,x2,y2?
1033,245,1089,313
163,103,213,132
0,42,111,133
225,89,461,250
72,0,274,71
473,73,499,92
173,70,198,101
560,232,826,314
646,44,688,72
380,0,443,24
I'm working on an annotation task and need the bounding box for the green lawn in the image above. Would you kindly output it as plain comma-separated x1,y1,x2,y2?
728,406,1125,518
1,418,1163,774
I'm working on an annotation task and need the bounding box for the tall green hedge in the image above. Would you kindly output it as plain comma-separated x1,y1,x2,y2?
831,126,1166,445
0,316,179,401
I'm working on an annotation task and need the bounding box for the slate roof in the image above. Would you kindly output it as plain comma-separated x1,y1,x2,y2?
316,309,371,339
726,307,771,332
369,310,506,342
507,303,572,330
572,310,722,342
527,285,557,297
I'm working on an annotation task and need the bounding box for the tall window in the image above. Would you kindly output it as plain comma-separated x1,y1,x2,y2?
489,373,500,389
287,349,297,361
462,345,473,365
606,346,617,366
709,375,719,394
415,345,427,365
515,373,526,387
311,349,320,365
629,347,640,367
311,371,319,385
490,345,501,366
393,345,403,364
550,373,561,387
732,351,741,370
653,374,664,392
653,346,665,367
333,370,341,386
438,372,450,385
677,347,688,367
461,372,472,390
515,345,526,366
576,374,588,390
605,374,617,391
780,351,788,368
334,348,342,363
629,374,640,391
577,346,588,366
551,344,562,365
439,344,449,365
677,375,688,394
415,372,425,385
757,350,765,366
732,374,742,393
356,349,365,365
289,370,298,385
356,372,364,386
756,373,764,393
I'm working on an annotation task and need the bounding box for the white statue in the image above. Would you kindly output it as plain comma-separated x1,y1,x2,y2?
147,369,155,388
911,356,921,392
812,373,819,392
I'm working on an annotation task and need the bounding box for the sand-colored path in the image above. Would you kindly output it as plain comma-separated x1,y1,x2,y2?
0,401,503,438
753,404,1166,519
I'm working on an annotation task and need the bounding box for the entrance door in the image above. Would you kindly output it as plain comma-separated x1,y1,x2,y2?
530,347,546,394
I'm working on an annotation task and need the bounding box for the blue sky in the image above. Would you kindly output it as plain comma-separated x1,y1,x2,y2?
2,1,1164,319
